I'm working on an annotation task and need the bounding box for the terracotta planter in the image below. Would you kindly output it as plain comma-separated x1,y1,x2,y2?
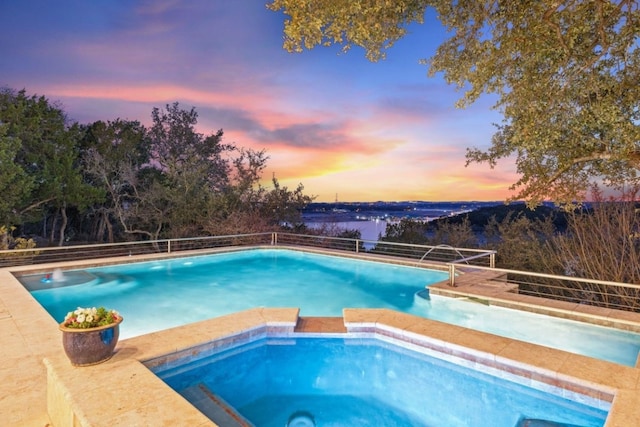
59,317,123,366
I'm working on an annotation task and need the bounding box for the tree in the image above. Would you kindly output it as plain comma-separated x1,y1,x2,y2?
0,88,103,245
544,187,640,284
150,103,232,192
0,124,33,227
205,149,315,235
39,122,104,246
483,212,554,272
2,87,316,243
147,103,235,238
268,0,640,206
382,218,430,245
86,102,238,240
0,88,52,224
259,178,315,227
82,103,315,240
81,119,150,242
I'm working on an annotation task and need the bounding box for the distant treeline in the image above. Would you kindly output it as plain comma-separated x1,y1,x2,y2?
431,203,571,233
380,194,640,285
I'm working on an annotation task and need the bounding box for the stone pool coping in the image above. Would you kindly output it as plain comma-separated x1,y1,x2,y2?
1,246,640,425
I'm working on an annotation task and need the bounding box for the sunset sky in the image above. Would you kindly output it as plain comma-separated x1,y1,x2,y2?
1,0,519,202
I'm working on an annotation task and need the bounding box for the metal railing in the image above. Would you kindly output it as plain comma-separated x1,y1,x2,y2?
449,263,640,313
0,232,495,268
272,232,496,267
0,233,273,268
375,240,495,266
3,231,639,312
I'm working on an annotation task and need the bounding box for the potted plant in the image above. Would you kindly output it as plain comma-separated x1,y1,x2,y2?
59,306,123,366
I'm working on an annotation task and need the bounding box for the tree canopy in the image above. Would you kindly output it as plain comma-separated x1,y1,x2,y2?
0,88,103,244
1,89,314,245
268,0,640,205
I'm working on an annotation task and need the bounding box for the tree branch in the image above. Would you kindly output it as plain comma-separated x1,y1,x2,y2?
544,152,615,187
18,196,56,215
542,1,571,55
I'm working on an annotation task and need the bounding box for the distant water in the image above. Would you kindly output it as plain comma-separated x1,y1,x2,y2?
302,201,503,242
304,219,390,242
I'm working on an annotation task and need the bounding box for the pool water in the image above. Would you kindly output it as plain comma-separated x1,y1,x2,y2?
24,249,640,365
27,249,447,337
153,337,609,427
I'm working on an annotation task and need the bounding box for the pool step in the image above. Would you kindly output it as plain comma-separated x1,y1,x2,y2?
295,316,347,333
180,383,253,427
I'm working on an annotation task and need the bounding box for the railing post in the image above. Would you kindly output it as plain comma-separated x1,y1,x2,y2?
167,240,171,254
449,263,456,287
490,252,495,268
356,240,359,253
272,232,277,246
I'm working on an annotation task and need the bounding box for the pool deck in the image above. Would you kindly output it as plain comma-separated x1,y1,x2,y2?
2,248,640,426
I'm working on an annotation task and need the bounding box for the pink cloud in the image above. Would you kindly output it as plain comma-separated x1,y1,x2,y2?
2,1,520,202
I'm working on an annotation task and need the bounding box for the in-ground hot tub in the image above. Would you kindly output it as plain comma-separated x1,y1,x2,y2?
149,335,609,427
44,308,639,426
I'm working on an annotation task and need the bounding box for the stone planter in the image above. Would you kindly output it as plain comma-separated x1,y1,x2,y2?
59,317,122,366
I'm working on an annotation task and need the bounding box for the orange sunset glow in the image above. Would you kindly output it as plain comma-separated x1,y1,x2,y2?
1,1,519,202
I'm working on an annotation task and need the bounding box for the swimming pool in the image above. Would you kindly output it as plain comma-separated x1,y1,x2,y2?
152,336,608,427
25,249,447,336
22,248,640,365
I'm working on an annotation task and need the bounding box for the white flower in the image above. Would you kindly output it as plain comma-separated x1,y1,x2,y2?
62,306,120,328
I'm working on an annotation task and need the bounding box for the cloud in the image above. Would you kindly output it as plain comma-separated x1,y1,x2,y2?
1,0,518,202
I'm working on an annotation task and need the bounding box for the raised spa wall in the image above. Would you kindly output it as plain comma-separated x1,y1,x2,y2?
43,307,640,427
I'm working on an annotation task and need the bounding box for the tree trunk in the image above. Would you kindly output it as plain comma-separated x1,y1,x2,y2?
106,216,114,243
49,212,58,245
42,212,48,241
58,204,68,247
0,230,8,250
94,211,106,242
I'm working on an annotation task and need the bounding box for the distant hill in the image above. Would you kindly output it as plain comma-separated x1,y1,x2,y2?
431,203,569,232
302,200,506,223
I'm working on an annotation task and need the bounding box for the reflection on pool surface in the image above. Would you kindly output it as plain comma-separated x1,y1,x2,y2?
152,337,609,427
21,248,640,365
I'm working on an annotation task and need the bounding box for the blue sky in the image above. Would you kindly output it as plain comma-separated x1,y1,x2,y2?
0,0,518,202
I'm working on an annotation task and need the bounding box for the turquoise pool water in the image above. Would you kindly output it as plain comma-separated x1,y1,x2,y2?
153,337,609,427
23,249,640,365
26,249,446,336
